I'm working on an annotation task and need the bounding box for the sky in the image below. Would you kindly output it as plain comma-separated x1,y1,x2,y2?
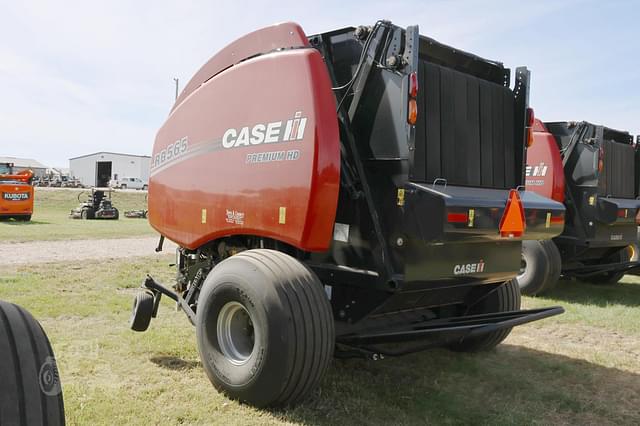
0,0,638,167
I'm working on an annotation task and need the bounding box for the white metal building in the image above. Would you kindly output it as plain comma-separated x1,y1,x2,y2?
69,152,150,187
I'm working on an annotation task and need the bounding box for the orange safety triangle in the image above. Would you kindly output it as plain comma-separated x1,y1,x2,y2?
499,189,525,237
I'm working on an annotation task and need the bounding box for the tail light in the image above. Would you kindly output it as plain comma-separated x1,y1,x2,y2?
526,107,535,127
407,71,418,125
409,72,418,98
526,107,535,147
598,146,604,173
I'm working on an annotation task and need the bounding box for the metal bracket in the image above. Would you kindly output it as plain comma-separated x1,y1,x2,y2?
143,275,196,325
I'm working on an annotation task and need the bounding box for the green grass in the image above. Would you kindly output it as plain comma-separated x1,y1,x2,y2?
1,258,640,425
0,188,154,242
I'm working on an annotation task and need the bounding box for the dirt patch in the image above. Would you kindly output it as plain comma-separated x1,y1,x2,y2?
508,323,640,373
0,236,177,265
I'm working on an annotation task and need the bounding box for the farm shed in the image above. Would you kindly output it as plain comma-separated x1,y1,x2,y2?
69,152,150,187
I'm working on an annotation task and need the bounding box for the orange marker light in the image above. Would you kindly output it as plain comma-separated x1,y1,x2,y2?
408,99,417,125
499,189,525,237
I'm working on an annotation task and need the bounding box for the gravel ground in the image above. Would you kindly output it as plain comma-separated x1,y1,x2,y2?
0,236,177,265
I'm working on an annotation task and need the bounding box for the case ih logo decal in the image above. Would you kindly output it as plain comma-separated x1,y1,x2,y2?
525,162,548,177
222,111,307,149
2,192,30,201
453,260,485,275
150,111,307,176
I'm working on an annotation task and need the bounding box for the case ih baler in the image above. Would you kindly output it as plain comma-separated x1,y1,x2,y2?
0,162,34,221
520,120,640,295
130,21,565,407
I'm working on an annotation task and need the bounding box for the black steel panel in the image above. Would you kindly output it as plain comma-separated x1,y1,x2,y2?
479,81,494,186
414,61,517,189
598,139,635,198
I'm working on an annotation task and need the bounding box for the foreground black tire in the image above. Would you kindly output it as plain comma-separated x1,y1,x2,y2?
196,249,335,407
539,240,562,294
584,248,629,285
130,291,154,332
517,240,551,296
449,278,521,352
0,301,65,425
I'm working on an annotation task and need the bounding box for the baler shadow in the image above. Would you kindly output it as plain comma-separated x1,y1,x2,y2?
150,355,200,371
540,276,640,307
281,344,640,425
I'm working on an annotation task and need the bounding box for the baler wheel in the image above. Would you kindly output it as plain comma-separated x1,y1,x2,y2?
538,240,561,294
449,278,521,352
130,291,154,332
584,248,629,285
195,249,334,407
516,240,552,296
0,300,65,425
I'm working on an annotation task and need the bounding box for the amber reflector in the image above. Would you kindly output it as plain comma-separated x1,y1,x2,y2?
408,99,418,125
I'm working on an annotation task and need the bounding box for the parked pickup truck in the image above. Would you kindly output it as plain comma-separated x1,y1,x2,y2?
109,176,148,190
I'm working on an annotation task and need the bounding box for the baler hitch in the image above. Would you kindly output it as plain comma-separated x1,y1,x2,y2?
142,275,196,325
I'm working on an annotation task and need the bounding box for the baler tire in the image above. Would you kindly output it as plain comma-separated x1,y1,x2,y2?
449,278,521,352
195,249,334,407
130,291,154,332
81,209,88,220
0,300,65,425
516,240,551,296
583,248,630,285
539,240,562,294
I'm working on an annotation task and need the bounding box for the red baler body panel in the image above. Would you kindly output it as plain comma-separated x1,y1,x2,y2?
525,119,565,203
149,28,340,251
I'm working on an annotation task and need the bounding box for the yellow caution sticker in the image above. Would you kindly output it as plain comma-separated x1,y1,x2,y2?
588,195,596,206
468,209,475,227
201,208,207,224
545,212,551,228
279,207,286,224
397,188,405,206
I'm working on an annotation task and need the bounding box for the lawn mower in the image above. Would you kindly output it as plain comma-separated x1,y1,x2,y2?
69,188,119,220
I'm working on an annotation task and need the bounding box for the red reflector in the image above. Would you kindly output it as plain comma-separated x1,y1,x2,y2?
409,72,418,98
499,190,525,237
550,215,564,224
447,212,468,223
618,209,629,218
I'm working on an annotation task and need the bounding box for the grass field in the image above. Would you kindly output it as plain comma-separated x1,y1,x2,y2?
0,188,154,242
1,256,639,425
